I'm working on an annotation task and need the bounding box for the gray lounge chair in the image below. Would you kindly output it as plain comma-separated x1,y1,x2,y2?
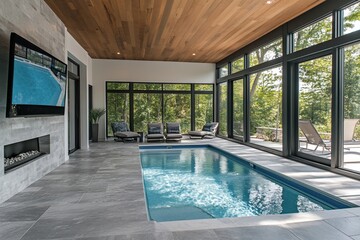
165,122,182,141
298,120,330,152
188,122,219,139
111,122,140,142
146,123,165,142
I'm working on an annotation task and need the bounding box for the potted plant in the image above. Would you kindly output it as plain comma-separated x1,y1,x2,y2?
89,108,106,142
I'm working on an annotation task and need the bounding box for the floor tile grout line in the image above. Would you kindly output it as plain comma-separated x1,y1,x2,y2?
323,217,360,238
18,206,51,240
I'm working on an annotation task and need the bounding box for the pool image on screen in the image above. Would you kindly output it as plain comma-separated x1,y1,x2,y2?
11,43,66,107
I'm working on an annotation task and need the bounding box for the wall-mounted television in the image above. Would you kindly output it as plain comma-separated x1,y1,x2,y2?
6,33,67,117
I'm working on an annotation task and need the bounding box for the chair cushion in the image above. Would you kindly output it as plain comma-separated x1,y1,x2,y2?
114,131,139,138
111,122,130,133
166,133,182,139
148,123,163,134
202,123,213,132
167,127,180,133
146,133,164,139
149,126,161,134
202,123,217,132
166,123,180,133
188,131,207,136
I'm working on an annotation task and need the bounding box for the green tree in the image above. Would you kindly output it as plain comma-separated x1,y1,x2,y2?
250,68,282,138
298,56,332,134
106,92,129,136
247,38,283,143
133,93,162,132
195,94,213,130
343,2,360,34
344,42,360,139
163,93,191,133
218,83,228,136
233,80,244,137
294,16,332,51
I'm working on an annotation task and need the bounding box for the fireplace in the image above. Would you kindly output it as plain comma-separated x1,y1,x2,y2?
4,135,50,172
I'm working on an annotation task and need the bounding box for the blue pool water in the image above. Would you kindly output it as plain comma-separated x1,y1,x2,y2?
140,145,353,222
12,59,63,106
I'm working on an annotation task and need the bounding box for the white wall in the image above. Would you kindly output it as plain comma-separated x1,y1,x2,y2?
65,31,93,150
92,59,215,140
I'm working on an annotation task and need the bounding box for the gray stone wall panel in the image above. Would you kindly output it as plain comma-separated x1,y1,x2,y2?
0,0,66,203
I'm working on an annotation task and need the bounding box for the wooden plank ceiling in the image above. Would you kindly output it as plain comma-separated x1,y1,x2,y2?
45,0,325,63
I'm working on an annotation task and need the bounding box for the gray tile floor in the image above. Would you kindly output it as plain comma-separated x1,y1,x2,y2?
1,138,360,240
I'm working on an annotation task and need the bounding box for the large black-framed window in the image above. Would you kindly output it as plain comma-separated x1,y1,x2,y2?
342,41,360,171
217,82,228,137
106,82,213,137
106,82,130,136
295,54,333,165
215,0,360,176
232,78,244,140
133,92,162,132
194,84,214,131
249,66,283,151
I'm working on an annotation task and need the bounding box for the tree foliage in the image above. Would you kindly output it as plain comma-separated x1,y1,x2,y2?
106,92,129,135
134,93,162,132
344,42,360,138
218,83,228,136
195,94,213,130
298,56,332,134
233,80,243,137
250,67,282,137
163,93,191,132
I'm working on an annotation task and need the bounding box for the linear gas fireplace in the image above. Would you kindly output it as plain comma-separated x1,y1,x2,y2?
4,135,50,172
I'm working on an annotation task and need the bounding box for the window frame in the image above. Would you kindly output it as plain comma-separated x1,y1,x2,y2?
292,14,333,53
105,82,214,137
214,0,360,178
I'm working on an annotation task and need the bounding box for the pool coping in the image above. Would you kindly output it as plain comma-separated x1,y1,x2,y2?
153,207,360,232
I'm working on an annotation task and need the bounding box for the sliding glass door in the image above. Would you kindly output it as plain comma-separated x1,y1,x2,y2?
297,55,332,163
218,82,228,137
249,67,282,151
232,79,244,139
342,42,360,172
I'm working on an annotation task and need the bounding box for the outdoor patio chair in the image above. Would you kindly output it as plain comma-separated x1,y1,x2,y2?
344,119,359,145
298,120,331,152
188,122,219,139
145,123,165,142
111,122,140,142
165,122,182,141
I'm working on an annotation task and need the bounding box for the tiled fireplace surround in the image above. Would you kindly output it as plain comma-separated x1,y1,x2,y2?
0,0,67,203
4,135,50,172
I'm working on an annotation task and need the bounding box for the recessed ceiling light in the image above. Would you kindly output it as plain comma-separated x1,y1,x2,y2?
266,0,272,4
192,53,196,56
117,52,120,55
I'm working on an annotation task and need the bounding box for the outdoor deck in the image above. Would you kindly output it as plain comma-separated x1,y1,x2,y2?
250,137,360,172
